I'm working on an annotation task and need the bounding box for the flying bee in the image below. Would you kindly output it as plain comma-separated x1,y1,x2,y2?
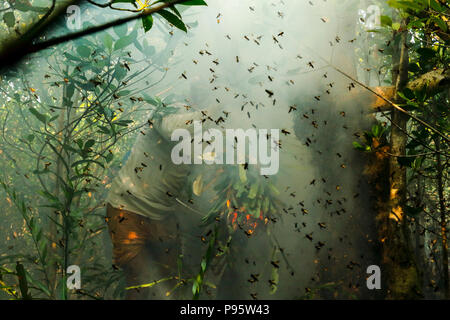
249,274,259,283
271,260,280,269
268,279,277,286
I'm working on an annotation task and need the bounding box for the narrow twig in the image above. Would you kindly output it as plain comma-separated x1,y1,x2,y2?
0,0,188,69
332,66,450,144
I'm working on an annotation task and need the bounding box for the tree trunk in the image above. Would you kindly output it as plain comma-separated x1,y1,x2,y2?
434,137,449,299
381,22,422,299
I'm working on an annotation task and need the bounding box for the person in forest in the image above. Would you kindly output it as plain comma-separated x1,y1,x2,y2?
105,91,223,299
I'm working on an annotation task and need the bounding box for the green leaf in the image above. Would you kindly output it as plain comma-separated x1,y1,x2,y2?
76,45,91,58
26,134,35,142
238,165,247,183
431,16,448,32
103,33,113,51
114,30,137,51
352,141,366,151
29,108,47,124
114,64,127,81
142,15,154,32
15,262,31,300
192,281,198,295
117,90,131,97
380,15,392,27
64,53,82,62
84,139,95,149
387,0,426,11
113,22,129,38
157,9,187,32
3,12,15,27
201,258,206,272
270,266,279,295
105,152,114,163
429,0,443,12
179,0,207,5
398,88,415,101
392,22,401,31
371,124,385,138
408,19,425,29
248,183,259,199
142,93,158,105
267,182,280,196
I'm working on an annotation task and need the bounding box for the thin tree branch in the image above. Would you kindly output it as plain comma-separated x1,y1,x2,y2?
0,0,188,70
332,66,450,144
